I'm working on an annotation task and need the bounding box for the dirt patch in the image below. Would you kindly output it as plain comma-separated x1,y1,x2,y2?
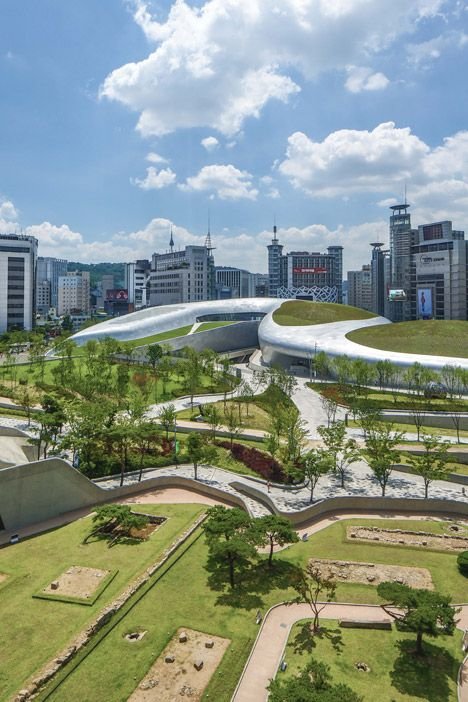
128,628,230,701
42,566,110,600
310,558,433,589
0,573,7,584
128,522,160,540
347,525,468,552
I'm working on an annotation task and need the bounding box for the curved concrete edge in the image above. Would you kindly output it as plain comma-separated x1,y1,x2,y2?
69,298,284,346
229,482,468,525
459,653,468,702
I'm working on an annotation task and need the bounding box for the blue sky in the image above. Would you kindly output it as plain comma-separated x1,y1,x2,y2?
1,0,467,273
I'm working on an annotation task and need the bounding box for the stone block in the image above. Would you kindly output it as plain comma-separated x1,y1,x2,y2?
194,660,204,671
205,640,214,649
165,655,175,663
179,631,188,643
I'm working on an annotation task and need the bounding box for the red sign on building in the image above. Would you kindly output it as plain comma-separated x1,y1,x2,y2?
293,267,328,274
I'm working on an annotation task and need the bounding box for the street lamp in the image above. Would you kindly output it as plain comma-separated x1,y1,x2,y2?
173,419,178,464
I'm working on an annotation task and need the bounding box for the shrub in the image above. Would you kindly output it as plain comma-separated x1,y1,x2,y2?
216,440,286,482
457,551,468,576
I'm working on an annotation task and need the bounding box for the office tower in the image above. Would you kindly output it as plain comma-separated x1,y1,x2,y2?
0,233,38,332
389,203,415,321
125,259,151,311
347,264,373,311
58,271,91,316
36,256,67,314
267,225,283,297
215,267,255,299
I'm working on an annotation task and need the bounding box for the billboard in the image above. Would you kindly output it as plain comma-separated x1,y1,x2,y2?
293,267,327,274
106,289,129,301
387,289,407,302
417,287,433,319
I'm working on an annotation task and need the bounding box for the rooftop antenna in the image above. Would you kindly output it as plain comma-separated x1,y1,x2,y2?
273,214,278,242
169,226,174,254
205,210,215,252
404,183,407,207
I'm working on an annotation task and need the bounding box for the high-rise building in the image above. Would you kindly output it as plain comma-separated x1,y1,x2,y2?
148,233,216,306
58,271,90,316
389,203,416,321
267,229,343,302
215,267,255,299
0,233,38,332
36,256,67,314
347,264,373,311
125,259,151,311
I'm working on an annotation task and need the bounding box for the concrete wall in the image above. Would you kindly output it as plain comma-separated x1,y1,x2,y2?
229,481,468,526
380,410,468,431
0,459,250,532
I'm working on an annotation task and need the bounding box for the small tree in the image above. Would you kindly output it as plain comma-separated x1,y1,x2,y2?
449,409,463,443
186,431,216,480
317,421,346,472
292,563,336,632
377,581,457,655
253,515,299,568
335,437,360,488
204,404,222,441
408,434,450,498
158,403,176,439
301,448,333,503
457,551,468,576
87,504,149,547
202,506,256,587
320,395,338,427
225,404,242,447
364,424,404,496
268,659,362,702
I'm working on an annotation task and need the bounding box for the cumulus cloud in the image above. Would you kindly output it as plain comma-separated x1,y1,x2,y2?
133,166,177,190
180,164,258,200
201,136,219,152
279,122,429,197
345,66,390,93
0,199,18,219
101,0,443,137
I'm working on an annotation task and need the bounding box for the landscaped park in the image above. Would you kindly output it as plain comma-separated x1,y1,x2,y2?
1,299,468,701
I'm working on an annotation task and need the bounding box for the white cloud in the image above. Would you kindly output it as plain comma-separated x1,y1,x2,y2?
279,122,429,197
0,199,18,219
201,136,219,152
133,166,177,190
101,0,443,137
345,66,390,93
180,164,258,200
146,151,169,164
407,30,468,65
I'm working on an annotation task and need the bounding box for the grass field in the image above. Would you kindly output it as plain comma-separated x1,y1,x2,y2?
348,419,468,442
273,300,377,326
195,321,235,332
311,382,468,412
127,325,193,348
281,620,462,702
0,503,204,700
347,319,468,359
14,515,466,701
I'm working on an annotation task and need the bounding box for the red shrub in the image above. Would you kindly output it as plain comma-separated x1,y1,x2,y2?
217,441,287,482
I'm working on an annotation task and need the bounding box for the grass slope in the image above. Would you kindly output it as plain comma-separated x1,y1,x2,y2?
347,320,468,359
31,516,466,702
127,325,193,348
0,504,204,700
273,300,377,326
282,620,461,702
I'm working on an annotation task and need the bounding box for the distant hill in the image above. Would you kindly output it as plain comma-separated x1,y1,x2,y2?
67,262,126,289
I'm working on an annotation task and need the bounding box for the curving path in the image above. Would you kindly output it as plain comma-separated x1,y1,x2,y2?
232,601,468,702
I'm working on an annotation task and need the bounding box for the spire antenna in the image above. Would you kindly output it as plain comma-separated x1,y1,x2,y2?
169,226,174,254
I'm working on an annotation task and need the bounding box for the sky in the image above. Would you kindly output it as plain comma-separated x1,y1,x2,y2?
0,0,467,274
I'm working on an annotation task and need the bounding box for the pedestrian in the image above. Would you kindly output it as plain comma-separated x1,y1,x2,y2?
267,480,271,493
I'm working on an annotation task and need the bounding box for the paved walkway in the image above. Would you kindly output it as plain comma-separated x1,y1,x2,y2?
232,601,468,702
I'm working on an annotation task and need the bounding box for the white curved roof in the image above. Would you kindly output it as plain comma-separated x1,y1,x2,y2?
70,298,284,345
258,310,468,370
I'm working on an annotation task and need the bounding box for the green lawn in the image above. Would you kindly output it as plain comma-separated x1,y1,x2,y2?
311,382,468,412
347,320,468,359
127,325,193,348
195,321,235,332
29,516,468,701
0,503,204,700
281,620,462,702
348,419,468,442
273,300,377,326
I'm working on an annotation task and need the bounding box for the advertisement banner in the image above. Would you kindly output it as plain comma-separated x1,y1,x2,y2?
292,267,327,274
417,287,433,318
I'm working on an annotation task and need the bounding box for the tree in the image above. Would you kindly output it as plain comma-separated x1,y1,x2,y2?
253,514,299,568
408,433,450,498
204,403,222,441
317,421,346,473
268,659,363,702
158,403,176,439
449,409,463,443
377,581,457,655
364,424,404,496
375,359,395,391
320,394,338,427
87,504,149,547
14,385,34,426
146,343,163,371
186,431,216,480
280,408,308,469
292,562,336,632
225,404,242,447
335,437,360,488
202,506,256,587
301,448,333,503
457,551,468,576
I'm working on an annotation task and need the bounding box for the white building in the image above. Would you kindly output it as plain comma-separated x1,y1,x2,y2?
0,233,38,332
124,259,151,311
58,271,90,316
149,243,215,306
215,267,256,299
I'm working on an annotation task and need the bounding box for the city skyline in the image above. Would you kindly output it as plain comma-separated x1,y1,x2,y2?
1,0,467,273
